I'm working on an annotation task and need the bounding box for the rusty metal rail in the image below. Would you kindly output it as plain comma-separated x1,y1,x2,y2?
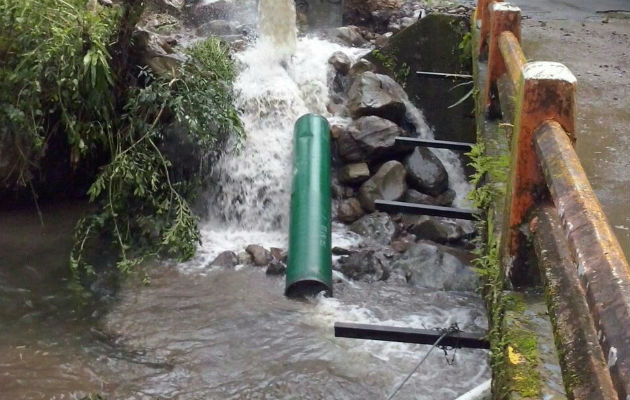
476,0,630,398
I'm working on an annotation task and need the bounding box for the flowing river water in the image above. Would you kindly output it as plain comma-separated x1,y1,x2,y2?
0,1,490,398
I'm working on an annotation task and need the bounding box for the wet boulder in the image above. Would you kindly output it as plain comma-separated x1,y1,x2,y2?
266,261,286,276
404,147,448,196
402,215,464,244
130,28,186,78
403,188,455,207
246,245,272,266
349,212,396,245
328,26,369,47
336,249,390,281
209,251,238,268
349,59,375,77
337,198,365,223
196,19,240,37
345,116,410,163
269,247,287,263
347,72,407,123
358,160,406,212
338,163,370,184
189,0,235,25
392,241,478,291
328,51,352,74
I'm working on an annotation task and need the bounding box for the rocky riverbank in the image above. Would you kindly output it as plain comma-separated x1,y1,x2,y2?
183,1,480,293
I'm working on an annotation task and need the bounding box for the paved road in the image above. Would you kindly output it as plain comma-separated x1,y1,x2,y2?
515,0,630,259
521,0,630,20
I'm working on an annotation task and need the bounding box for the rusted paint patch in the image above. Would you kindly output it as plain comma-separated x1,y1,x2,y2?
535,120,630,399
531,204,619,400
478,0,504,54
498,31,526,89
485,3,522,109
504,62,576,269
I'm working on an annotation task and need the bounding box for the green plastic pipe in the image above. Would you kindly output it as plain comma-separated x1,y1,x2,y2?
285,114,333,298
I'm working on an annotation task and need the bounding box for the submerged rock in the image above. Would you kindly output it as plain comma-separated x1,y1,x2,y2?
209,251,238,268
392,241,477,291
404,147,449,196
337,249,390,281
358,160,406,212
349,212,396,245
347,71,407,123
246,245,272,266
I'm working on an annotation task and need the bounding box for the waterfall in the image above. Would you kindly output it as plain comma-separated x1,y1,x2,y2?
258,0,297,59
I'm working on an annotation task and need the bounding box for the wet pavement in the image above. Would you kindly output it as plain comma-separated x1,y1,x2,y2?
518,0,630,260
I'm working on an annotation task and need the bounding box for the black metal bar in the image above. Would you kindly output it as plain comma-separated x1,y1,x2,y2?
416,71,473,80
375,200,477,220
395,137,474,152
334,322,489,349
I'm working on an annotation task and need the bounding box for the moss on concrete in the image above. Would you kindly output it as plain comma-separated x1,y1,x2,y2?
470,18,547,400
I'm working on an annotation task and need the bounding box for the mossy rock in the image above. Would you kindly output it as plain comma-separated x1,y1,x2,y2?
366,13,475,143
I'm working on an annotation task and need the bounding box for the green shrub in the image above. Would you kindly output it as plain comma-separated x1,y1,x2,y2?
71,37,244,276
0,0,243,276
0,0,119,185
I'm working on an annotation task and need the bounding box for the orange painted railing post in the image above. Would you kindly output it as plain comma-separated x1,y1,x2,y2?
484,2,522,111
478,0,503,55
503,62,576,275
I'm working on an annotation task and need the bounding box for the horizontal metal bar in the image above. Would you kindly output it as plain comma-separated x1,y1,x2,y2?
395,136,474,151
334,322,490,349
416,71,473,79
375,200,477,220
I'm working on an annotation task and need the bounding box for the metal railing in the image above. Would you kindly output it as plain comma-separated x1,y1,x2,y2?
475,1,630,398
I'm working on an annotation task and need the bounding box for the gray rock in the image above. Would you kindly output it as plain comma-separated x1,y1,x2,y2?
347,71,407,123
246,245,272,266
358,161,407,212
330,124,346,140
336,250,390,281
329,26,369,47
349,212,396,245
349,59,375,77
391,242,478,291
339,163,370,184
131,28,186,77
403,188,455,207
328,51,352,74
332,247,355,256
209,251,238,268
266,261,286,276
404,147,448,196
155,0,185,12
337,198,365,223
344,116,409,163
270,247,287,263
191,0,235,24
337,131,363,163
237,251,252,265
403,215,464,243
196,19,240,36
